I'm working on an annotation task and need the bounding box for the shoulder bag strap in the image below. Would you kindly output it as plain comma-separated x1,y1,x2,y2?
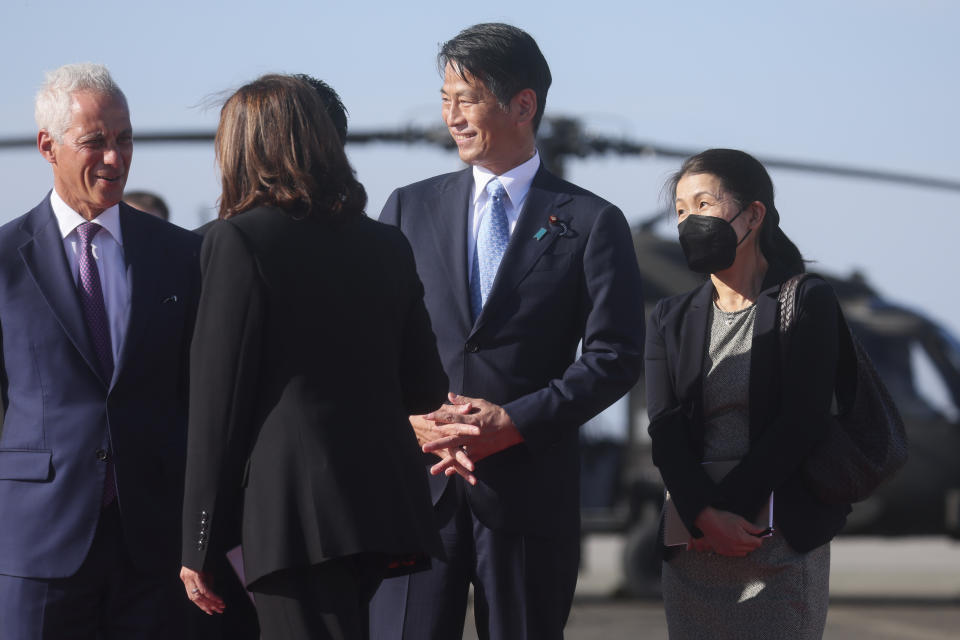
777,273,811,362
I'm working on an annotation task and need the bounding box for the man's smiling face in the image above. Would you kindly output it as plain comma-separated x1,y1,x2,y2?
441,63,530,175
41,90,132,219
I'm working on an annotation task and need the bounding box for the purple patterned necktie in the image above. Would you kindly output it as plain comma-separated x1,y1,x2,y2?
76,222,116,507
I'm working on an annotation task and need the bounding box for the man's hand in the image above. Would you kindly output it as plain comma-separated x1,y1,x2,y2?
410,408,478,447
692,506,765,557
409,412,478,485
180,566,225,615
422,393,524,474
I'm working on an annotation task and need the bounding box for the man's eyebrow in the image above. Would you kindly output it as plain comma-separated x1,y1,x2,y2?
441,86,477,97
76,131,105,143
76,128,133,143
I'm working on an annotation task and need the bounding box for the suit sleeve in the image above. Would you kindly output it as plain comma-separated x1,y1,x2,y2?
712,278,841,518
394,229,449,414
503,204,646,453
645,301,716,535
177,241,202,443
181,221,264,571
381,189,448,413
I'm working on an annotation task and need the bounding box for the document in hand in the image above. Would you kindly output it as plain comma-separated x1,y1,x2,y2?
663,459,774,547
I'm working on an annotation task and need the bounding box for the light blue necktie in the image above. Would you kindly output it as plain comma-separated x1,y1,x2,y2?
470,179,509,320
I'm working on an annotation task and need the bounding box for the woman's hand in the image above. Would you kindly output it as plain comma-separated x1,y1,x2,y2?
180,566,226,615
692,506,765,557
687,536,714,553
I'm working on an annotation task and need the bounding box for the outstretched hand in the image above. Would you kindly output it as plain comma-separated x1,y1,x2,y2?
422,393,524,476
409,407,479,485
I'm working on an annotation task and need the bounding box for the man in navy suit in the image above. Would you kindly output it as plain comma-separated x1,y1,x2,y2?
0,63,201,638
369,23,645,639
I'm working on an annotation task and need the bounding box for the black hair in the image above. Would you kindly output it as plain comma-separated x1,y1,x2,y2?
668,148,806,279
293,74,348,145
438,23,552,132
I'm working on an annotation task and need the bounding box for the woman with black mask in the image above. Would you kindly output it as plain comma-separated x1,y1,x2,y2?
647,149,850,638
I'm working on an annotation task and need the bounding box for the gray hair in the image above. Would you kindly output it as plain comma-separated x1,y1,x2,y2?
35,63,126,142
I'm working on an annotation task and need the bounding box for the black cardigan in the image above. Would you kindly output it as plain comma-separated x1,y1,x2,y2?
645,273,850,553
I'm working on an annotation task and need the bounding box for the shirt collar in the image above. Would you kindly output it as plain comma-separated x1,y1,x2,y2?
50,189,124,246
471,151,541,206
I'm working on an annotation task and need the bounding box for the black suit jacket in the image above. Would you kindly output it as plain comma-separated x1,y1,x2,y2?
645,274,851,553
180,207,447,587
0,197,200,578
381,166,645,537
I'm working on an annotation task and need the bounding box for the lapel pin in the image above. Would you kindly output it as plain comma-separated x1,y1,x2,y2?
533,227,547,241
548,215,568,237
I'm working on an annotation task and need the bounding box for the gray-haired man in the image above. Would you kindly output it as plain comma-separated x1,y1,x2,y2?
0,62,201,638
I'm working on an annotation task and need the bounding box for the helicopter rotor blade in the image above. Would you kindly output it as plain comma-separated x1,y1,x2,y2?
580,135,960,193
2,119,958,192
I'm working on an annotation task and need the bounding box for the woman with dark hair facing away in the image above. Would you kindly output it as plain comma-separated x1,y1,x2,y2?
178,74,448,639
646,149,851,638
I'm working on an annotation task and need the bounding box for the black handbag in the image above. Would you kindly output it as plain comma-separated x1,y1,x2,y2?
778,274,908,504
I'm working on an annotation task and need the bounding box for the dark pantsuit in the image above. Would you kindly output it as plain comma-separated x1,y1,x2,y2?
182,209,446,638
253,554,387,640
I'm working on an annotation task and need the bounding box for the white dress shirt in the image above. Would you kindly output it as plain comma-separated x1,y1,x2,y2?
467,151,541,282
50,189,130,365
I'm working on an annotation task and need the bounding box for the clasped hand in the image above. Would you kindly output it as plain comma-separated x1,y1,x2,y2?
410,393,524,485
689,506,766,557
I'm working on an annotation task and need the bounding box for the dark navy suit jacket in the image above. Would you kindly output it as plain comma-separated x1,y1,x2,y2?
0,195,200,579
380,166,645,537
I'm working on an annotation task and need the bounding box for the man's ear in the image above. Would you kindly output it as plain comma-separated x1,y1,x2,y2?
38,130,56,164
512,89,538,127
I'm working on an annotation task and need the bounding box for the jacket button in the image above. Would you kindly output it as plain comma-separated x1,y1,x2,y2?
465,342,479,353
95,449,109,461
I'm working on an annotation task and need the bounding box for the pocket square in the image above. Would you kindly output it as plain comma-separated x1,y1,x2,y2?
161,295,179,304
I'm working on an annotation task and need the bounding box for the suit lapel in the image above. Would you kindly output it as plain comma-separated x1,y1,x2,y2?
470,168,569,334
676,281,714,425
18,197,106,384
114,205,160,382
426,170,473,332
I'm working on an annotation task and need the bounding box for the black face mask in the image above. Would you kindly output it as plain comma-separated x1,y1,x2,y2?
677,208,751,274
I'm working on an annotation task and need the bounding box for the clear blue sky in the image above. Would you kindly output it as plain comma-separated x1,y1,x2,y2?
2,0,958,336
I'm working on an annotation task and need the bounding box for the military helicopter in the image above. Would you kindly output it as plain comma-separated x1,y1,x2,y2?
4,117,960,597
